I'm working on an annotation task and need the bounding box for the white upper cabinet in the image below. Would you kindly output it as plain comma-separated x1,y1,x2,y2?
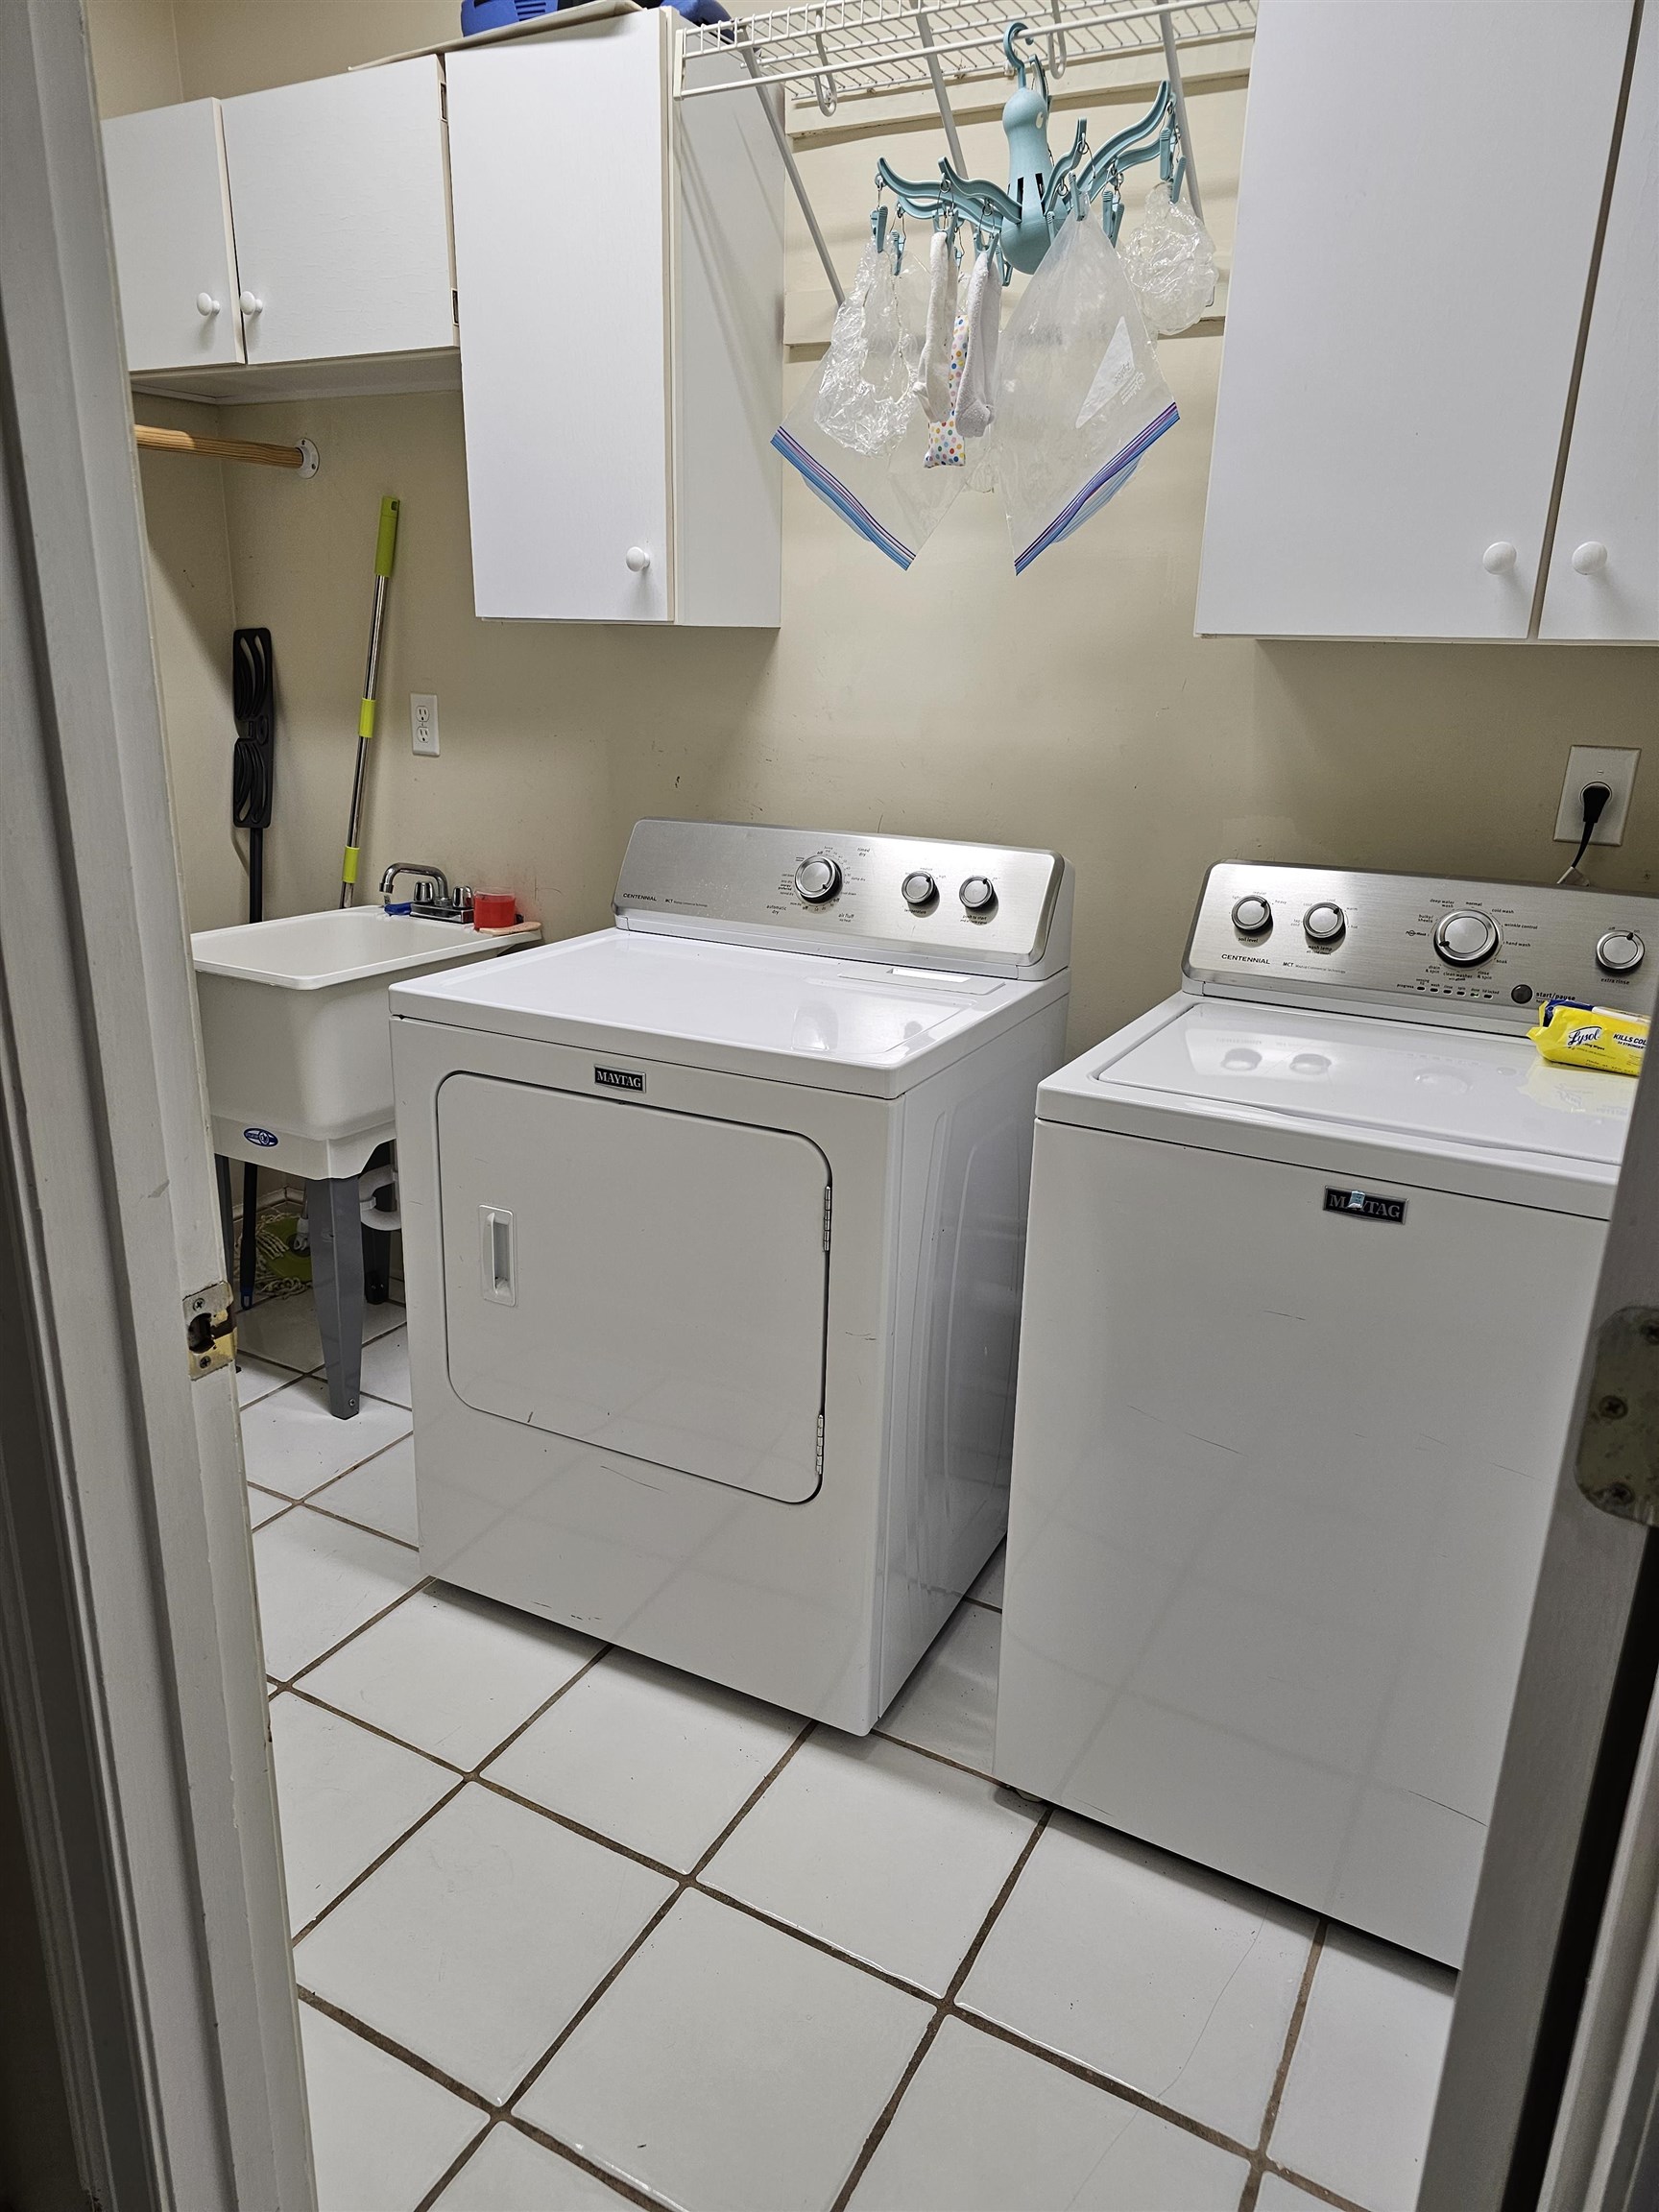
1540,0,1657,642
1196,0,1636,641
219,59,456,367
102,100,243,373
445,16,781,626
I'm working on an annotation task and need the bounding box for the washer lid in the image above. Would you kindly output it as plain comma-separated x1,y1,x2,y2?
389,927,1059,1097
1039,997,1633,1214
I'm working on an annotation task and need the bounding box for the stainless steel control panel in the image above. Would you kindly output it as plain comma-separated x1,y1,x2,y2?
1185,862,1659,1031
613,819,1072,978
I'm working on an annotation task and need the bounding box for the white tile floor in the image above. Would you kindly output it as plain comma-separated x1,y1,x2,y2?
241,1292,1457,2212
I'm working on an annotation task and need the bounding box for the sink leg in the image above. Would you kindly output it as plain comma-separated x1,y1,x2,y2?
215,1155,235,1287
306,1176,364,1420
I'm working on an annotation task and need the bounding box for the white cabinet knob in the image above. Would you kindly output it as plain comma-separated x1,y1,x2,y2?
624,545,652,573
1482,541,1518,575
196,291,221,318
1572,541,1609,575
238,291,263,318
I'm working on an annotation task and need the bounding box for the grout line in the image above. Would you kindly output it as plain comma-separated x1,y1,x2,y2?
290,1779,468,1946
830,1807,1053,2212
869,1724,1010,1791
950,2006,1261,2166
298,1988,493,2113
1251,1918,1326,2183
280,1682,468,1776
1254,2160,1371,2212
691,1719,816,1877
409,2116,494,2212
277,1574,432,1692
496,2115,682,2212
295,1495,421,1554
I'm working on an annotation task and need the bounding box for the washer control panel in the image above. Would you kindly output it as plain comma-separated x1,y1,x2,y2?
1185,862,1659,1030
614,819,1071,978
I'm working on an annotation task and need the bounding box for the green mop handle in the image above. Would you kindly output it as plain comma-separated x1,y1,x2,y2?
340,495,400,908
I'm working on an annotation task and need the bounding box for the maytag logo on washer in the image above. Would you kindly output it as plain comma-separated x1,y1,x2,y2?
594,1065,645,1094
243,1126,279,1148
1325,1186,1407,1224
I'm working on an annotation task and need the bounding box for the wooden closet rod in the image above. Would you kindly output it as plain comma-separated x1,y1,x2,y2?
134,424,320,475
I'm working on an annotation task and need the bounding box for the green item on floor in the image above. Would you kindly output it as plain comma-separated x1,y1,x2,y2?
257,1210,312,1297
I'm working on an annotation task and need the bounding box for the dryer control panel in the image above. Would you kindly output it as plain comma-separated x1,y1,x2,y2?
1186,863,1659,1031
613,819,1072,978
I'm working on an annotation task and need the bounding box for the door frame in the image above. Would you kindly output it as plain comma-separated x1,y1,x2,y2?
0,2,311,2203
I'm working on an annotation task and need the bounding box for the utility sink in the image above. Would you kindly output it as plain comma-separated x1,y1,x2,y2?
192,906,539,1181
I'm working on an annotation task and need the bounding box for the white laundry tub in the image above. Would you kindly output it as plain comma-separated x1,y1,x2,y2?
193,906,538,1181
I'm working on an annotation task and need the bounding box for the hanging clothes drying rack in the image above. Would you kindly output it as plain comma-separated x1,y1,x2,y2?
676,0,1254,299
874,20,1187,276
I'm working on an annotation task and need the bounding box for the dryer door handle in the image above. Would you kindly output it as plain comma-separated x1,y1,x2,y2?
480,1206,516,1306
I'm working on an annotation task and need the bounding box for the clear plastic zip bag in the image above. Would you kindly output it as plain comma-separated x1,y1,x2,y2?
1119,178,1217,337
813,237,918,457
776,246,965,567
990,210,1178,574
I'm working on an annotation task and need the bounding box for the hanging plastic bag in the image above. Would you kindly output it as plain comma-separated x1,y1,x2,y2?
1119,178,1217,337
775,248,964,567
991,211,1178,575
813,238,917,457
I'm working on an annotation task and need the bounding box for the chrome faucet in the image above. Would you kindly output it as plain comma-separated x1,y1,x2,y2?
378,862,469,921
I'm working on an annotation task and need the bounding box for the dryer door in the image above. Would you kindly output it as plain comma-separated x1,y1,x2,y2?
438,1075,829,1503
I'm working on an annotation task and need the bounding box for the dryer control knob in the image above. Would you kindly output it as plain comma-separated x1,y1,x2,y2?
794,855,841,903
1231,894,1273,936
1598,930,1646,975
1435,908,1501,967
902,870,937,909
960,876,998,914
1304,902,1347,945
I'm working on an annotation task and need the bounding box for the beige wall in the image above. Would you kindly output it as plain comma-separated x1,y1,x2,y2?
96,1,1659,1051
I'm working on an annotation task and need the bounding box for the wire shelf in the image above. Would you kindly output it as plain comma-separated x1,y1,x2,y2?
677,0,1256,108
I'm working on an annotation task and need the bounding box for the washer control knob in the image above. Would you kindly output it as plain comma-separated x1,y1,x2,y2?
960,875,998,914
1304,902,1347,945
902,870,938,909
1231,895,1273,937
1435,908,1501,967
1598,929,1646,975
794,856,842,903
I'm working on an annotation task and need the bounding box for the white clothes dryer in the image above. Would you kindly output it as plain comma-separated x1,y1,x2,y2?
391,820,1071,1732
996,862,1659,1965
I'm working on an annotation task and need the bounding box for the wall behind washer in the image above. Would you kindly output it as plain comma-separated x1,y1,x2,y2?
92,0,1659,1049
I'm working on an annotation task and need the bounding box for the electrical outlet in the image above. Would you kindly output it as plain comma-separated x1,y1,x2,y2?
1554,745,1639,846
411,693,440,757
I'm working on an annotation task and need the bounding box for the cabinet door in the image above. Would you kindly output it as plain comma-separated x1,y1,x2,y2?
102,101,244,373
1196,0,1634,641
219,59,455,367
1541,3,1657,642
447,18,673,622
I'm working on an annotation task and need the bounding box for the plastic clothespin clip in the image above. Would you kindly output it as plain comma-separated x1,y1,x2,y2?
871,200,889,256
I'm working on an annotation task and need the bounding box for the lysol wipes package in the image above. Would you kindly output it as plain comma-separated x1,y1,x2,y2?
1528,998,1649,1077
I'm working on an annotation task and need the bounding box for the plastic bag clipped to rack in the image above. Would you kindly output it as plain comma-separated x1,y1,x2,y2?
775,251,966,568
991,211,1178,574
813,238,917,457
1119,178,1217,337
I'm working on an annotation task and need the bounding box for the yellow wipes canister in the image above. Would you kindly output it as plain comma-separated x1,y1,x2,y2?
1528,998,1649,1077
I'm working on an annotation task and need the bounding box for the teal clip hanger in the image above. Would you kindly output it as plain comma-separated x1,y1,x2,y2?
874,18,1188,273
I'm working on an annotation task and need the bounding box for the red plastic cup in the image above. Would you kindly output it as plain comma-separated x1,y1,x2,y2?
472,890,517,930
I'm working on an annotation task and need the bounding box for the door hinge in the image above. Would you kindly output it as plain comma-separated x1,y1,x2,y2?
815,1412,825,1478
823,1185,832,1252
184,1279,236,1381
1576,1305,1659,1526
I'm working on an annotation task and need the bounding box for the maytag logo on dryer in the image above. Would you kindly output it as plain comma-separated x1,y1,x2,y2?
594,1065,645,1094
1324,1187,1407,1224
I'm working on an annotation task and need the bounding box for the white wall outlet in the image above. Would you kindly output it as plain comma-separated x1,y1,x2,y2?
1554,745,1639,846
411,693,440,757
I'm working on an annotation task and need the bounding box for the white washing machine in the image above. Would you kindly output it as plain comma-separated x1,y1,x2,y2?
391,819,1071,1732
996,861,1659,1965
